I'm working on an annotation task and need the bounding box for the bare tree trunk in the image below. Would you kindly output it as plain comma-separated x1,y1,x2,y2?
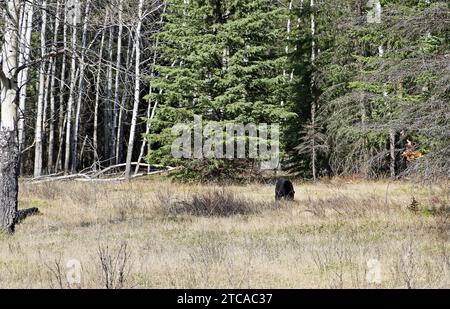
310,0,317,182
93,13,108,170
113,0,123,165
374,1,393,179
34,0,48,177
0,0,20,233
42,61,51,129
47,0,61,173
287,0,294,82
104,15,114,166
64,8,79,173
57,4,68,172
360,96,370,178
79,135,88,166
17,1,34,156
125,0,144,180
55,114,67,171
134,4,166,175
389,129,395,179
72,0,91,172
115,34,133,166
135,91,159,175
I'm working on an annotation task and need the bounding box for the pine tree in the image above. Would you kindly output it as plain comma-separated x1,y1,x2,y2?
311,0,449,178
146,0,297,180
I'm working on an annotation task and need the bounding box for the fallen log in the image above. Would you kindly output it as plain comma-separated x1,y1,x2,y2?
25,166,181,183
25,173,92,184
75,167,182,182
91,162,169,178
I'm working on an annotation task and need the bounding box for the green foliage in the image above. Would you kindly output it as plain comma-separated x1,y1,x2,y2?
313,0,449,178
146,0,297,180
145,0,449,180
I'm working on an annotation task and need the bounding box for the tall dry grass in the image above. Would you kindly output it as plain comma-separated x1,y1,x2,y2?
0,177,449,288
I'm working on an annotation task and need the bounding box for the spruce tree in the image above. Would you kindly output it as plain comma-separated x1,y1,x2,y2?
146,0,296,180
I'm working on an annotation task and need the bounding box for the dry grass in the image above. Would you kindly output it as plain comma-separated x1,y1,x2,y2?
156,188,276,217
0,177,449,288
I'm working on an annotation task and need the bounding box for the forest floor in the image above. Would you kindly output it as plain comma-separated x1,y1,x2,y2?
1,177,449,288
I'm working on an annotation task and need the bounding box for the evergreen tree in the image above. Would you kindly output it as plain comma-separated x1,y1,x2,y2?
146,0,297,180
311,0,449,179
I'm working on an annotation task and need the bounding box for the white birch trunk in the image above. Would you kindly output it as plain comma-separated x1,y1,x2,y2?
57,4,68,171
310,0,317,182
47,0,61,173
34,0,48,177
93,13,108,170
17,1,34,154
0,0,20,233
64,6,79,173
113,0,123,164
72,0,91,172
134,3,166,174
103,16,114,165
125,0,144,180
116,35,134,166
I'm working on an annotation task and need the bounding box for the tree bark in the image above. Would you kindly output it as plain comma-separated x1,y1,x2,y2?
125,0,144,180
34,0,48,177
64,7,79,173
17,1,34,156
47,0,62,173
113,0,123,165
115,34,133,166
389,129,396,179
93,13,108,170
104,17,115,166
57,3,68,172
72,0,91,172
0,0,20,233
134,2,166,175
310,0,317,182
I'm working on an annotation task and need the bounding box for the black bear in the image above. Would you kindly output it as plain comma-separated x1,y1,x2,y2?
275,179,295,201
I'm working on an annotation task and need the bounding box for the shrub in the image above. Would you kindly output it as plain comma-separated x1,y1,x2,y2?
157,189,274,217
408,197,420,213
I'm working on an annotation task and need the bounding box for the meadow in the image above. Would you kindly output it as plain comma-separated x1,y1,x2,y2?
0,177,449,288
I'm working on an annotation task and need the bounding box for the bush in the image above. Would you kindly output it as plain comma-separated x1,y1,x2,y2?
157,189,274,217
169,159,263,183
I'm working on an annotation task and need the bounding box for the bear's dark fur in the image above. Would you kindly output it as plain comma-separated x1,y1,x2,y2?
275,179,295,201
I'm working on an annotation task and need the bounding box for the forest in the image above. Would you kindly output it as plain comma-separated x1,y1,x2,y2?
0,0,449,289
0,0,447,183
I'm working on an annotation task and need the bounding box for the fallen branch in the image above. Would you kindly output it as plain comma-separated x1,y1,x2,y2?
75,167,182,182
26,173,92,184
25,166,181,183
91,162,171,178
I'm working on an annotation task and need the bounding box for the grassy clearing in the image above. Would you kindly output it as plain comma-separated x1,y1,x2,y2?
0,178,449,288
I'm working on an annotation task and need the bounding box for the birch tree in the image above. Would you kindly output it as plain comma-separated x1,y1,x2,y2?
113,0,123,165
47,0,62,173
33,0,48,177
125,0,144,180
93,13,108,170
17,1,34,155
104,13,114,165
64,2,80,173
0,0,20,233
56,3,69,171
310,0,317,182
72,0,91,172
